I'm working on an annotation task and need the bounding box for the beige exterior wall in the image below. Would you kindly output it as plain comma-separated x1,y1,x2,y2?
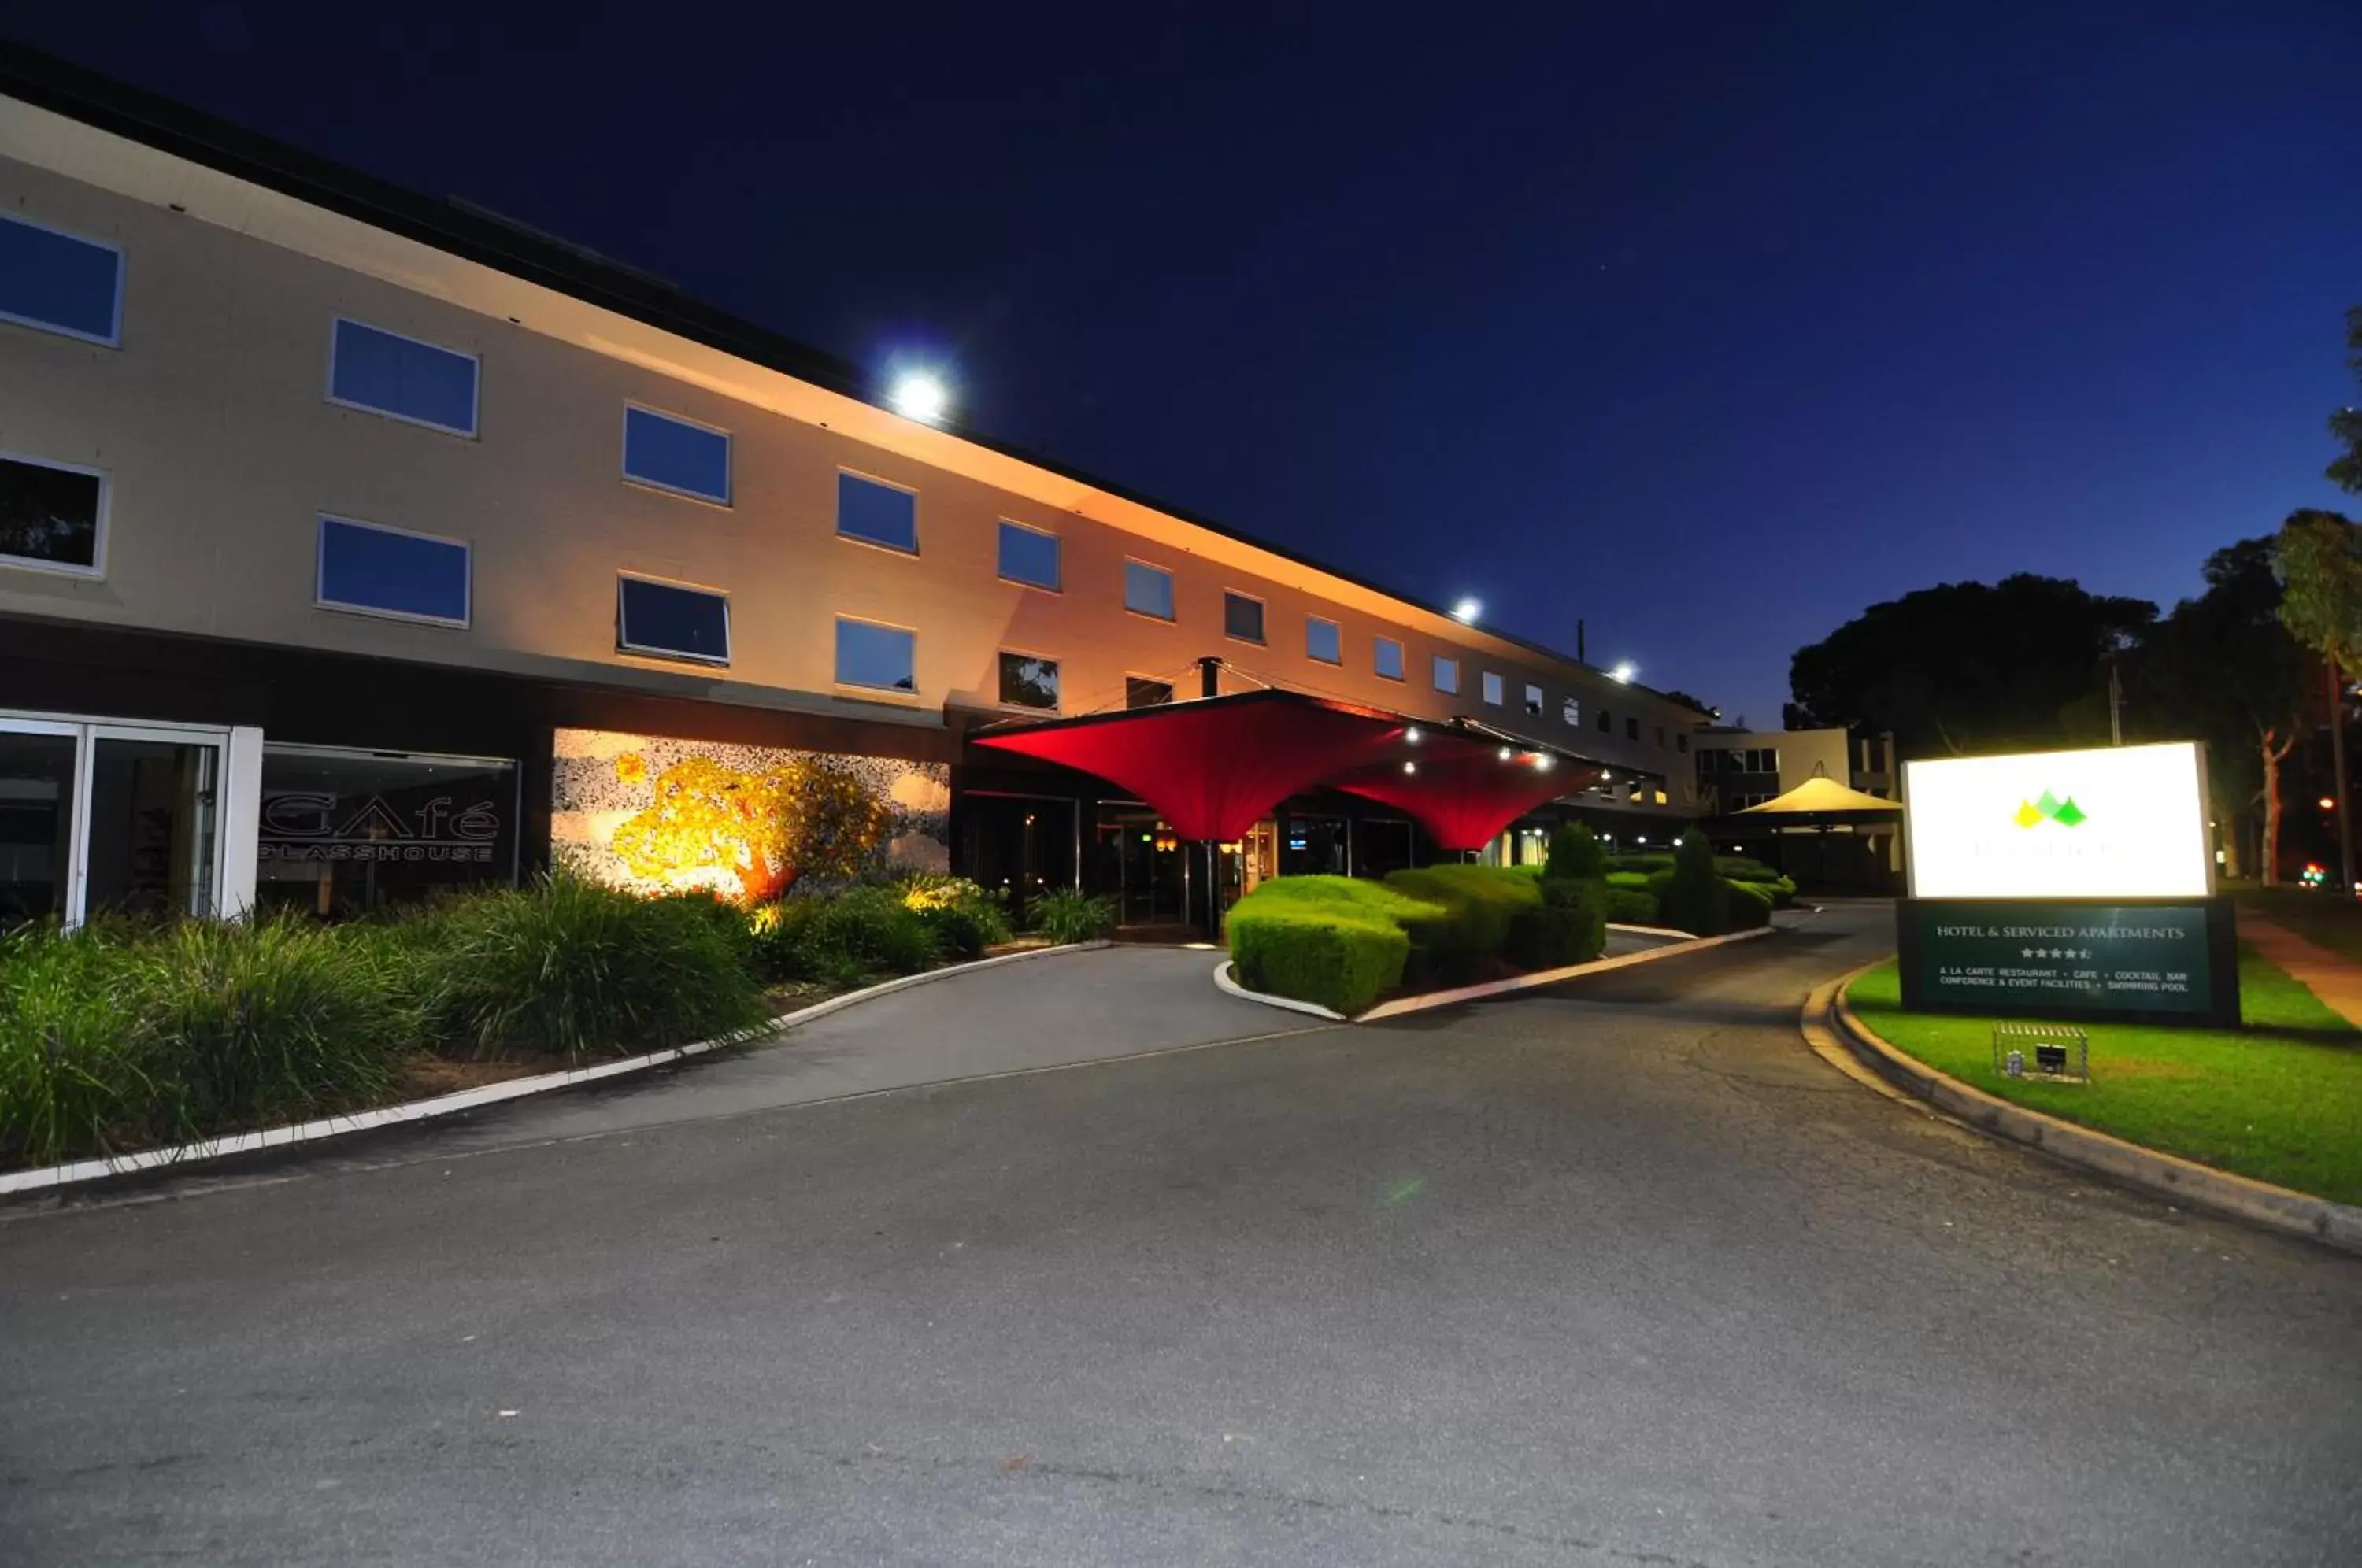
0,98,1703,797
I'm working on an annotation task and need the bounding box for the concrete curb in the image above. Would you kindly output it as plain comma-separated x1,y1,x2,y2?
1216,925,1778,1025
1814,967,2362,1257
0,941,1108,1199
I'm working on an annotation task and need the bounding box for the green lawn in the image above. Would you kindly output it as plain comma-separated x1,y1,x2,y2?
1845,948,2362,1206
2230,883,2362,965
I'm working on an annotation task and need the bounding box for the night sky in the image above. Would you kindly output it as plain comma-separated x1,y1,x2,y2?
13,4,2360,727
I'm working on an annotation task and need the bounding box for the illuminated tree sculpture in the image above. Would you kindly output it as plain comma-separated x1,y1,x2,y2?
609,753,899,904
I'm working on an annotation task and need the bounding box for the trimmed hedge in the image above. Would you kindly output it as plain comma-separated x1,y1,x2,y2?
1227,876,1443,1014
1727,879,1775,930
1546,823,1609,881
1383,865,1543,988
1604,887,1660,924
1605,870,1653,891
1509,877,1609,970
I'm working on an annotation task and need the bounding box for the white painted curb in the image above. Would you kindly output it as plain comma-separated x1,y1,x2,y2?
1817,967,2362,1257
1214,925,1778,1025
0,941,1105,1198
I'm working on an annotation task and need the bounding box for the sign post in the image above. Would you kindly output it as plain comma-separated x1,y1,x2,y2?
1898,741,2238,1026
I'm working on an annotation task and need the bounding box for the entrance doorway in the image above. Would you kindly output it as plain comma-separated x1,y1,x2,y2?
959,793,1077,926
1094,804,1187,930
0,714,239,926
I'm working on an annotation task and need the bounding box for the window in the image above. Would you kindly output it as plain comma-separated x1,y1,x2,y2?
617,575,730,664
1433,656,1460,695
998,652,1060,710
0,213,123,346
1375,637,1405,681
317,516,469,626
1655,726,1667,748
837,472,917,553
835,617,916,692
1525,683,1544,719
998,520,1061,590
256,744,518,915
1562,696,1579,727
1126,675,1174,708
1597,708,1612,733
1481,671,1505,706
622,405,730,503
0,453,105,575
1306,616,1342,665
1125,560,1175,620
1626,716,1640,740
1224,591,1266,643
1676,734,1689,753
329,318,479,436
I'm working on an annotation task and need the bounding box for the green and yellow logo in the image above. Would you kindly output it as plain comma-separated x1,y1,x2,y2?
2012,790,2087,829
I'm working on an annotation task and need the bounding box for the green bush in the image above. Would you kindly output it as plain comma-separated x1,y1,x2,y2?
1383,865,1542,986
409,876,768,1062
1606,852,1675,875
1507,877,1609,969
1605,870,1653,891
1229,903,1409,1015
1029,891,1116,945
1715,856,1780,882
1604,887,1660,924
1726,878,1775,930
1546,823,1609,881
1653,829,1728,936
0,923,160,1166
897,875,1013,960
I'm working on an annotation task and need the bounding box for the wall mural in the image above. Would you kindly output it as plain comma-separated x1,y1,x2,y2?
551,729,950,904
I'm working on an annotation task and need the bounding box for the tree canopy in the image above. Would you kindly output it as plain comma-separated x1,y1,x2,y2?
2329,305,2362,496
1786,574,2155,757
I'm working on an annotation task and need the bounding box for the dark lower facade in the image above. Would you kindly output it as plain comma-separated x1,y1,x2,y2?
2,619,1685,933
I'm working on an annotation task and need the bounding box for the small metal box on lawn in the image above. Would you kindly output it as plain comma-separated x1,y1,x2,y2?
1992,1021,2089,1084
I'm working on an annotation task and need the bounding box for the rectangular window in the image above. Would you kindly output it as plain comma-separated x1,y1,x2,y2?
0,213,124,346
1375,637,1405,680
1562,696,1579,727
1626,716,1640,740
1525,683,1544,719
1125,560,1175,621
1126,675,1174,708
1433,656,1460,695
836,617,917,692
317,516,469,626
1655,726,1667,748
329,317,479,436
0,453,105,575
256,744,518,915
1305,616,1342,665
617,575,730,664
1481,671,1505,706
837,471,918,553
1676,734,1689,753
1224,591,1266,644
998,652,1060,710
622,405,731,503
1597,708,1612,733
998,520,1061,590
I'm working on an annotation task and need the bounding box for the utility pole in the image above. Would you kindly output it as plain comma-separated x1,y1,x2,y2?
2108,659,2123,745
2331,657,2356,897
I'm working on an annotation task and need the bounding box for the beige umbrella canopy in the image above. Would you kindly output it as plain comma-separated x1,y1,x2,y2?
1733,775,1904,817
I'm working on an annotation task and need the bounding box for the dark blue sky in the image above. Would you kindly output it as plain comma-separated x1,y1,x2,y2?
17,3,2360,727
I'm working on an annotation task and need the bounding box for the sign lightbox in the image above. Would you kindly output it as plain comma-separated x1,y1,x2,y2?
1903,742,2212,900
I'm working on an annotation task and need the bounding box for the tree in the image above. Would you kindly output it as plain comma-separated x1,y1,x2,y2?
1788,575,2156,758
2329,305,2362,496
2127,538,2311,882
2274,511,2362,896
608,752,900,904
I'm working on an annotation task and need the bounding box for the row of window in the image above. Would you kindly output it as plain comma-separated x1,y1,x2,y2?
1699,746,1780,775
2,212,1684,739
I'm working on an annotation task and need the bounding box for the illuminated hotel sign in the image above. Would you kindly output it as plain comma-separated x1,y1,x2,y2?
1903,742,2212,900
1897,741,2236,1025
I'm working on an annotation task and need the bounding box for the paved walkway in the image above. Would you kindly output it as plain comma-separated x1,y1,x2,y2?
2242,917,2362,1026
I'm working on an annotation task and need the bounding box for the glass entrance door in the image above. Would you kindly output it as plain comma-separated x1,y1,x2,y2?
1094,805,1187,928
0,715,229,928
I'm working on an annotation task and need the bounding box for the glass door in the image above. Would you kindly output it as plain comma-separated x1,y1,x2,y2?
0,719,79,926
0,715,229,928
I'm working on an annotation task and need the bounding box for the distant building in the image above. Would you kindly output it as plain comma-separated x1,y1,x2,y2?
1692,727,1901,887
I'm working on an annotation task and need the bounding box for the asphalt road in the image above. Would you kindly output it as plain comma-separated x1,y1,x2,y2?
4,904,2359,1566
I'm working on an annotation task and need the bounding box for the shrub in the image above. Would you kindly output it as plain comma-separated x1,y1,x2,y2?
808,886,941,975
1606,852,1675,875
1716,856,1781,882
1653,829,1728,937
1603,887,1660,924
0,923,158,1166
1383,865,1542,986
409,875,768,1062
1726,878,1775,930
1546,823,1609,881
894,874,1013,960
1507,877,1609,970
1605,870,1653,891
1229,904,1409,1015
1030,891,1116,945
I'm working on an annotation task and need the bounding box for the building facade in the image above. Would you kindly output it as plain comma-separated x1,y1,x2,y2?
1,52,1712,931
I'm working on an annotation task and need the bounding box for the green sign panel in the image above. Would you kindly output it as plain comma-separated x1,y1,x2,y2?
1906,902,2216,1017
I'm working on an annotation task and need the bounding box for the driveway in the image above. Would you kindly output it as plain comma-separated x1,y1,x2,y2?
3,904,2358,1566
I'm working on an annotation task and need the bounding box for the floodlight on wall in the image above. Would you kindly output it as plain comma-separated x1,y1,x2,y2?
1452,597,1482,623
1610,660,1638,683
888,371,950,423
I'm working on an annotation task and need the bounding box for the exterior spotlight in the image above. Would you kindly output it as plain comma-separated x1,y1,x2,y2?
2322,797,2338,811
1536,755,1553,771
1452,597,1482,623
1610,660,1637,683
1403,760,1418,775
888,371,949,423
1498,745,1513,760
1637,834,1648,845
1405,726,1422,743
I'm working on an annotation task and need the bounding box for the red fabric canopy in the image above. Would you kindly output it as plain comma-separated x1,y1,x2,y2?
1331,741,1601,851
972,691,1408,842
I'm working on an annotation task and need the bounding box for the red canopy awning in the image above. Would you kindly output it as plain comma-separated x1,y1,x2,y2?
1331,739,1605,851
972,690,1409,842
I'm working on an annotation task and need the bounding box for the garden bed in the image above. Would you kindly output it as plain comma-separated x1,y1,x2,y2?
1843,947,2362,1206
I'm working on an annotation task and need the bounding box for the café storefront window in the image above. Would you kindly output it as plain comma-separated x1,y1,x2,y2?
255,744,518,917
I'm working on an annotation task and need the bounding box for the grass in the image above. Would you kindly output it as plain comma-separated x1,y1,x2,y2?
2230,883,2362,965
1846,945,2362,1206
